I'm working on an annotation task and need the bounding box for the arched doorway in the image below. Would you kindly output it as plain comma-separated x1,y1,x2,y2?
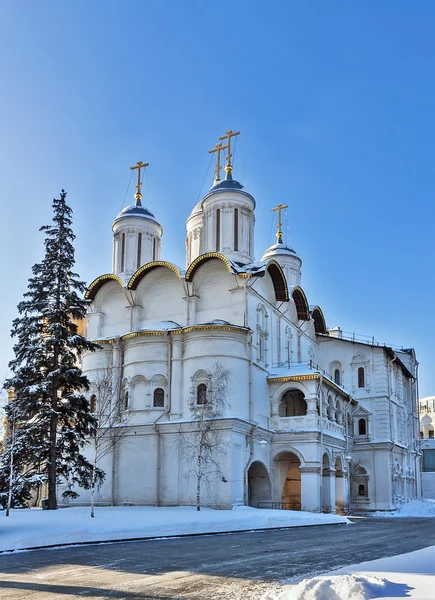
279,389,307,417
274,452,301,510
335,457,344,514
321,453,331,512
248,461,271,508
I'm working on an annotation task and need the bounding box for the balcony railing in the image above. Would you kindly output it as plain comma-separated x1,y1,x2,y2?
273,414,345,439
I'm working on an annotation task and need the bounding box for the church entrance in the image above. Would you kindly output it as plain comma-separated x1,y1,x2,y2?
274,451,301,510
247,461,271,508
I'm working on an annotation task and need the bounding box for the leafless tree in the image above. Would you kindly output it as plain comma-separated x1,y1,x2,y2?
88,366,129,517
180,362,230,511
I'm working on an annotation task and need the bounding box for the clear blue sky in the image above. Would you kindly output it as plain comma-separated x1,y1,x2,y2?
0,1,434,396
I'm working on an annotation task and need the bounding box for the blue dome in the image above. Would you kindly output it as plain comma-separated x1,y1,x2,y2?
202,173,255,206
113,203,159,225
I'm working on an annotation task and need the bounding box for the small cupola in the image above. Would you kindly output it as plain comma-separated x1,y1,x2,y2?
112,162,163,281
261,204,302,286
186,130,255,267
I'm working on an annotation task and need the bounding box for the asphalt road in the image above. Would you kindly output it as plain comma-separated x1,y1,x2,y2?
1,517,435,599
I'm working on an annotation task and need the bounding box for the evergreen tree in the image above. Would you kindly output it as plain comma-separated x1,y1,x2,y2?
0,190,104,510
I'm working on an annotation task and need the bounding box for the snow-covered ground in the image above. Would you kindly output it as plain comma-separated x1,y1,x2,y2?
278,544,435,599
374,498,435,518
0,505,349,552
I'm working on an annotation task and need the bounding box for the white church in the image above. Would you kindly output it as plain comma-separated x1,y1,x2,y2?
76,131,421,513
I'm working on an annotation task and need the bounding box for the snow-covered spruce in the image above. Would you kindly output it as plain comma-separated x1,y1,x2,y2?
0,190,104,511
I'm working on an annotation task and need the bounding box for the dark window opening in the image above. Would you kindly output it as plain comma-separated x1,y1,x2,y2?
358,484,366,496
124,390,129,410
234,208,239,251
358,418,367,435
358,367,365,388
197,383,207,405
137,232,142,269
153,388,165,408
121,233,126,272
216,209,221,252
90,394,96,412
334,369,340,385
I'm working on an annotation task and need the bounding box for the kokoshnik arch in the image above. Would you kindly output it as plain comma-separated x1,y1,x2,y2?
67,131,421,513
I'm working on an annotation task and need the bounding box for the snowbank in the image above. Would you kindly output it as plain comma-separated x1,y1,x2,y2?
0,505,350,552
374,499,435,518
277,543,435,599
283,574,399,599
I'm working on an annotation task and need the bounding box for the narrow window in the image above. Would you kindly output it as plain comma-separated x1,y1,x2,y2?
334,369,340,385
430,430,435,439
153,237,157,261
216,209,220,252
121,233,126,272
197,383,207,405
153,388,165,408
358,418,366,435
90,394,96,413
234,208,239,251
358,367,365,388
358,484,366,496
137,232,142,269
124,390,129,410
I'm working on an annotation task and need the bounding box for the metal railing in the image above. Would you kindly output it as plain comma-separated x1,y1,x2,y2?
319,329,407,352
257,501,301,511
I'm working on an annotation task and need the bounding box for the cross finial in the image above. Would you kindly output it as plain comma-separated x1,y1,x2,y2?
208,142,227,185
218,129,240,177
271,203,288,244
130,161,149,206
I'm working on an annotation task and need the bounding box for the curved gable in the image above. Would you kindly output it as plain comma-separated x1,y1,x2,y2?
128,261,182,290
185,252,234,282
311,305,327,334
292,286,309,320
266,260,289,301
85,274,124,301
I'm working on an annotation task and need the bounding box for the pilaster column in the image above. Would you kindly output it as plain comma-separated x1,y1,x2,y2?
300,466,321,512
170,336,183,418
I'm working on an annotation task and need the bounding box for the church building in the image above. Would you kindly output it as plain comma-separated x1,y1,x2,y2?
74,131,421,513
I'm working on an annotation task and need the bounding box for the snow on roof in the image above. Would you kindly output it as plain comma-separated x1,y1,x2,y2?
139,321,182,331
267,363,321,379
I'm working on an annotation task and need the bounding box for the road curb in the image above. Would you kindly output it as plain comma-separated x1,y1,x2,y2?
0,520,351,554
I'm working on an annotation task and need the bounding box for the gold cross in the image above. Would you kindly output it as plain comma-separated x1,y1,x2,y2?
218,129,240,174
271,203,288,243
130,161,149,203
208,142,228,184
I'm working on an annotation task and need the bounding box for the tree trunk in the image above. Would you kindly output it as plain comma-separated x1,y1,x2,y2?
5,420,15,517
48,387,58,510
196,452,202,511
90,441,98,518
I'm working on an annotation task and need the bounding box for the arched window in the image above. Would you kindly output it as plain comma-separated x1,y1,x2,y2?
121,233,126,271
358,418,367,435
153,237,157,261
358,484,366,496
279,389,307,417
334,369,340,385
153,388,165,408
137,232,142,269
197,383,207,405
234,208,239,251
90,394,96,413
124,390,129,411
358,367,365,388
216,209,221,252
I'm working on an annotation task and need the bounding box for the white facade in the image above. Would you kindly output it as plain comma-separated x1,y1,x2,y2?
419,397,435,498
70,162,421,514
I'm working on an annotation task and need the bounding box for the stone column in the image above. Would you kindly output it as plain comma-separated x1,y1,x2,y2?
328,468,336,514
335,471,345,514
300,466,321,512
170,336,183,418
